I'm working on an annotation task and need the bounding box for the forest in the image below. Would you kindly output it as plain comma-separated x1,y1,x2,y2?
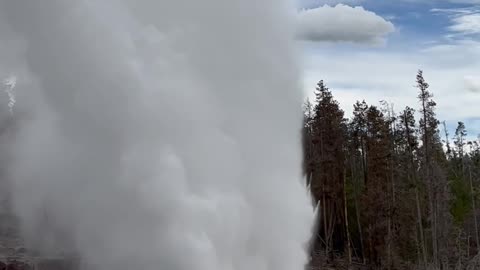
303,70,480,270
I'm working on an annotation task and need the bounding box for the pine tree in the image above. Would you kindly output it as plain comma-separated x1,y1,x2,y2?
398,106,428,269
308,80,348,265
454,122,467,171
301,71,480,268
361,105,392,267
303,98,314,197
417,70,448,267
452,122,480,257
348,100,369,264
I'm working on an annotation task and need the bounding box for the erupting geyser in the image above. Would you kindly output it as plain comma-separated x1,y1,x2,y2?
0,1,312,270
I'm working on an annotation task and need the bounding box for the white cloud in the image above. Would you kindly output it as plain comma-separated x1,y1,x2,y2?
449,0,480,3
408,0,480,3
465,76,480,92
296,4,395,45
432,6,480,37
302,41,480,126
448,13,480,35
299,0,364,5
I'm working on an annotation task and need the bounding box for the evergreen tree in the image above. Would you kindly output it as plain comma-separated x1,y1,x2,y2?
416,70,449,267
396,106,428,268
302,73,479,269
362,105,391,267
307,80,348,265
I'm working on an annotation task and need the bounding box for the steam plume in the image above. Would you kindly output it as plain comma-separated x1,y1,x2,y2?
0,1,312,270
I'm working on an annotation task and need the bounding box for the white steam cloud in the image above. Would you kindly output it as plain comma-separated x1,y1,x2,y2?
3,76,16,114
0,1,312,270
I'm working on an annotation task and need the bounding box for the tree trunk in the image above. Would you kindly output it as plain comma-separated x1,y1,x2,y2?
344,168,352,264
421,79,438,267
388,123,396,270
414,210,422,265
351,155,365,264
432,187,438,268
414,174,428,270
323,194,329,259
387,216,392,270
469,167,480,252
405,110,427,269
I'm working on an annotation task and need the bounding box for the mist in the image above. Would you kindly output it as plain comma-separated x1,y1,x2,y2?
0,1,312,270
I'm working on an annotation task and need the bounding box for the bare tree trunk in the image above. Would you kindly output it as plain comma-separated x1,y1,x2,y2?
432,186,439,268
355,189,365,265
387,161,394,270
456,228,466,269
414,174,428,270
387,216,392,270
323,194,329,259
351,152,366,264
469,167,480,252
361,138,367,186
344,169,352,264
414,210,422,265
468,235,471,258
425,166,438,268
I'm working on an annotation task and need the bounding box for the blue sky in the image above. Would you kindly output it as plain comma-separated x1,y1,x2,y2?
298,0,480,139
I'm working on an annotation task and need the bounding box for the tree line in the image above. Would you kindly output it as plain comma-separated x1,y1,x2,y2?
303,70,480,270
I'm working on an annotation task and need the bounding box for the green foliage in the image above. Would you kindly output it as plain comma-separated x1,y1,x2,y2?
450,175,472,225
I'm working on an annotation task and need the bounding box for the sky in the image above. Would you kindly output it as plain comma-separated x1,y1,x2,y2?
297,0,480,140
